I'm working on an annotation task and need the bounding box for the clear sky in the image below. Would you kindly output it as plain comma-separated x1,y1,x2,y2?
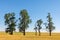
0,0,60,32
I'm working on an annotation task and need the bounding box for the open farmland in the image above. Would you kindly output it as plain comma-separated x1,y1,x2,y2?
0,32,60,40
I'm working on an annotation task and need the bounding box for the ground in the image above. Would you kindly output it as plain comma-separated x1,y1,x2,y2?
0,32,60,40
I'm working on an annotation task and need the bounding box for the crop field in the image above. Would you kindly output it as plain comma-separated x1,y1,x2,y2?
0,32,60,40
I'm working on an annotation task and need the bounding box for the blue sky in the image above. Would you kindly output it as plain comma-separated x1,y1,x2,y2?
0,0,60,32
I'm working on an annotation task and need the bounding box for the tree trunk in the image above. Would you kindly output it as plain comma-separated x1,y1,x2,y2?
23,28,25,36
39,30,40,36
49,30,51,36
10,31,13,35
10,29,13,35
35,30,37,35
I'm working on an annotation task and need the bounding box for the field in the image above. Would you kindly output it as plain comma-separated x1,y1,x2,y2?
0,32,60,40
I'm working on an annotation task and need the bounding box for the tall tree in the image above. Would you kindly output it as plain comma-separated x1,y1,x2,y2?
18,9,31,35
46,13,55,36
4,13,16,35
37,19,43,36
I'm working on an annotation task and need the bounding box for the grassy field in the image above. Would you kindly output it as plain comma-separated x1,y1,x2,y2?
0,32,60,40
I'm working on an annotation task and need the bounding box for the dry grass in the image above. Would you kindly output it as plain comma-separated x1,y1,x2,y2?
0,32,60,40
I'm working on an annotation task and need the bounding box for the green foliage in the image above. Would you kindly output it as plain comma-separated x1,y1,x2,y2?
46,13,55,36
18,9,31,35
37,19,43,29
34,27,37,31
36,19,43,36
4,13,16,35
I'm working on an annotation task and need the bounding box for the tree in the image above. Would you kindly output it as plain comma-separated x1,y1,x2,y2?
46,13,55,36
34,23,37,35
18,9,31,35
36,19,43,36
4,13,16,35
